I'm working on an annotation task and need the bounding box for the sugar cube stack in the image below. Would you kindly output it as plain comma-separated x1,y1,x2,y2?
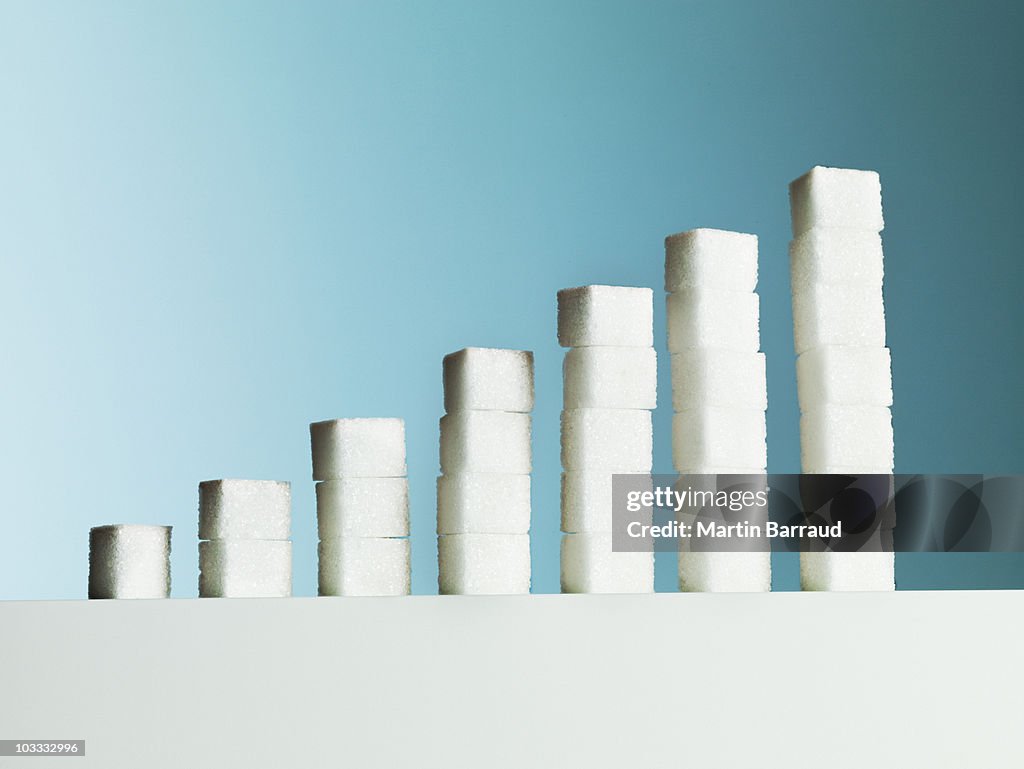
437,348,533,594
311,418,410,596
789,166,895,591
88,524,171,599
198,479,292,597
558,286,655,593
665,229,771,592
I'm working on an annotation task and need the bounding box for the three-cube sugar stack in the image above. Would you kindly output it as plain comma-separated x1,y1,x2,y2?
558,286,656,593
198,479,293,597
665,230,770,592
311,418,411,596
88,524,172,599
437,348,533,594
789,166,895,591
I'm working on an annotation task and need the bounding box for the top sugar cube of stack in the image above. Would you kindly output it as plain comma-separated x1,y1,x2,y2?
199,479,291,540
789,166,884,236
310,418,407,480
557,285,653,348
443,347,534,412
664,228,758,293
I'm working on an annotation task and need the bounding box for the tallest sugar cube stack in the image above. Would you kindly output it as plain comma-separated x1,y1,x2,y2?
666,229,770,592
789,166,895,591
558,285,656,594
437,348,533,595
310,418,411,596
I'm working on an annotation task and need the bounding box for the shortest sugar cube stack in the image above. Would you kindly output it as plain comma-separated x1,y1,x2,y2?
89,524,171,599
438,348,533,595
198,480,292,598
312,418,410,596
789,166,894,591
558,286,656,593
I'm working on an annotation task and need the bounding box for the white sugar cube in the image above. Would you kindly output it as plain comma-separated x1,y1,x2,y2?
437,533,531,595
437,473,531,534
672,408,767,471
557,285,654,348
563,347,657,409
316,478,409,539
679,551,771,592
800,406,894,472
670,350,767,411
88,525,171,599
797,346,892,410
310,418,406,480
801,551,895,591
439,411,531,474
318,537,410,596
560,533,654,593
666,289,760,353
791,282,886,354
198,479,291,541
443,347,534,413
789,166,883,236
199,540,292,598
790,228,884,289
560,408,653,472
560,471,653,533
664,228,758,293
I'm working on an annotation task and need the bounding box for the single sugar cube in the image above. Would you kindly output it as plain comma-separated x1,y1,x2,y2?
789,228,884,289
199,540,292,598
88,524,171,599
318,537,410,596
789,166,884,236
316,477,409,539
198,479,291,541
557,285,654,348
791,282,886,354
664,228,758,293
672,408,767,470
560,471,652,533
310,418,406,480
439,411,531,474
678,551,771,592
560,532,654,593
437,533,531,595
436,473,531,534
563,346,657,410
670,350,767,411
443,347,534,413
666,289,760,353
800,406,894,472
797,346,892,411
800,551,895,591
560,408,653,472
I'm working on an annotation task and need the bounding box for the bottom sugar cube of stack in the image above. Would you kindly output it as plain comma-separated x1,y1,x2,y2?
89,525,172,599
199,540,292,598
319,537,410,596
438,533,530,595
679,551,771,593
801,551,895,591
560,533,653,594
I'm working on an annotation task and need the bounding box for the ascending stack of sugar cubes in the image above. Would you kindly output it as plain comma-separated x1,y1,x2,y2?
789,166,895,591
437,348,533,595
665,230,770,592
89,524,172,599
558,286,656,593
198,480,292,597
310,418,410,596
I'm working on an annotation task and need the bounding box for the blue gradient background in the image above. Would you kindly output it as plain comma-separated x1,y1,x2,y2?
1,1,1021,599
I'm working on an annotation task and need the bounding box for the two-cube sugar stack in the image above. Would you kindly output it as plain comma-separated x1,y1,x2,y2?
789,166,895,591
310,419,410,596
88,524,172,599
665,230,770,592
198,480,292,597
558,286,656,593
437,348,533,594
